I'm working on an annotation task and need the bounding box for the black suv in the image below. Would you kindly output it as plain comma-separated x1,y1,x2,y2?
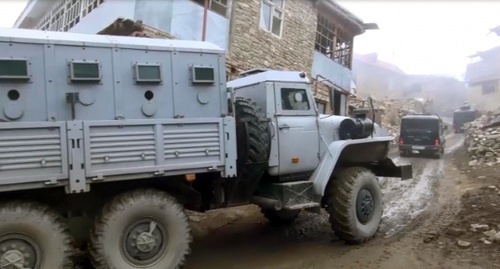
398,114,447,158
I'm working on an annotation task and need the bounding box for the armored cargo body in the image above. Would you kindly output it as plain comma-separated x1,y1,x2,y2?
0,28,411,269
452,103,478,133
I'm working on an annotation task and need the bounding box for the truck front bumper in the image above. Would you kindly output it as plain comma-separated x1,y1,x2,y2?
366,158,413,180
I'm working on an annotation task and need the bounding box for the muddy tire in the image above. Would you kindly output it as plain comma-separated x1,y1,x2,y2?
0,201,74,269
326,167,383,244
261,208,301,226
89,189,191,269
233,97,270,164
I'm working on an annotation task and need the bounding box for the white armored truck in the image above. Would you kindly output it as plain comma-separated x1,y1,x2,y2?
0,28,412,269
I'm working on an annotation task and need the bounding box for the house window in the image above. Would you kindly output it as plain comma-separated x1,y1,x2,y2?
481,81,497,95
260,0,284,36
315,12,353,68
192,0,228,17
36,0,105,32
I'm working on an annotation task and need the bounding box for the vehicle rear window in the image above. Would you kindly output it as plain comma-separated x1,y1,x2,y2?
401,119,439,132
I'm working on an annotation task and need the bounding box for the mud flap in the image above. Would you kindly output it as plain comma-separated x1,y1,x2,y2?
366,158,413,180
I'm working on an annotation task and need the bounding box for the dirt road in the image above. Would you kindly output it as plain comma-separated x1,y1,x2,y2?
184,132,499,269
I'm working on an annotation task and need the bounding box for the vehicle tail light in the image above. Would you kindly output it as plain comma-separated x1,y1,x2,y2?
434,139,440,146
399,138,404,144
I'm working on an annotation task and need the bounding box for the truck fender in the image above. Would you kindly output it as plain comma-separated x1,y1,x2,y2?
308,136,412,197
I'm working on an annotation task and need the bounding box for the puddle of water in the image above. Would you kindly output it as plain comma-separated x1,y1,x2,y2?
379,160,439,236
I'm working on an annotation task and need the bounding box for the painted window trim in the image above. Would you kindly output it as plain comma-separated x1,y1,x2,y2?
259,0,285,38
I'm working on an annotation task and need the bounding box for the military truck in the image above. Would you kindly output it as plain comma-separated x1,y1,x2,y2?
0,28,411,269
452,103,478,133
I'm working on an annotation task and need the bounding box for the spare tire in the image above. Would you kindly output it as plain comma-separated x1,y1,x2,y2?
233,97,270,165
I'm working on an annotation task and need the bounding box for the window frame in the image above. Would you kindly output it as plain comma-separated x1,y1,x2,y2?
191,65,216,85
69,60,102,83
0,57,31,81
275,84,316,116
134,62,163,84
259,0,285,37
314,12,353,68
191,0,228,17
36,0,105,32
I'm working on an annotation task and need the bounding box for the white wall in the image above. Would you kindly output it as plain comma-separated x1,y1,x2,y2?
135,0,229,49
69,0,229,49
312,51,352,92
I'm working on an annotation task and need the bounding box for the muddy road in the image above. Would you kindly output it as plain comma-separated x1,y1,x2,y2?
183,132,496,269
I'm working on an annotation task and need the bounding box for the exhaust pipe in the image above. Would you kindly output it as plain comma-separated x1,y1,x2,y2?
251,196,282,211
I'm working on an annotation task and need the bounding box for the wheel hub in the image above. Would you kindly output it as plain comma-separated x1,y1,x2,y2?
0,235,40,269
123,219,168,266
136,232,157,252
356,189,375,224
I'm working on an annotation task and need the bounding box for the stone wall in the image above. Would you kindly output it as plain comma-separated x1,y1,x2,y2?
228,0,316,75
227,0,337,110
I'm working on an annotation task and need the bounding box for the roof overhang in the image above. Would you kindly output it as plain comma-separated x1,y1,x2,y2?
316,0,379,36
13,0,53,29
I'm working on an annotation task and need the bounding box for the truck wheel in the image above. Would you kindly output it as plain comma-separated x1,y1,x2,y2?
233,97,270,163
261,208,300,226
0,201,74,269
326,167,383,244
89,189,191,269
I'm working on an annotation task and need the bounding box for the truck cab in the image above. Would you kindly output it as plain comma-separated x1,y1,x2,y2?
228,70,320,179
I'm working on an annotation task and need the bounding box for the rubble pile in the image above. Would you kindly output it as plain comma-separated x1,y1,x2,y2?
464,114,500,167
349,96,409,138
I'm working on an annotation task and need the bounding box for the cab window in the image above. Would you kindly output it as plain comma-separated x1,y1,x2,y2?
281,88,310,110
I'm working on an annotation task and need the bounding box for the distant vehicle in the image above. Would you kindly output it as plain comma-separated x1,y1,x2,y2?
398,114,447,159
452,104,478,133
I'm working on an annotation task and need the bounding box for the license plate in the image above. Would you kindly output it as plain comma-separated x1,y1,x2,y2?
412,146,425,150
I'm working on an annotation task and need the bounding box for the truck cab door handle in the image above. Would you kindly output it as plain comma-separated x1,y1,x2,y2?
278,124,290,130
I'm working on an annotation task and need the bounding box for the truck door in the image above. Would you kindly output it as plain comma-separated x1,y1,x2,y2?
274,83,320,175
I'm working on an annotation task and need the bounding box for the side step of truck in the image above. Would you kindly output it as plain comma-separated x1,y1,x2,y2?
252,181,320,211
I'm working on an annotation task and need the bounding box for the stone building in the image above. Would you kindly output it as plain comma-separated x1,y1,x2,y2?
14,0,376,115
465,46,500,113
352,53,407,100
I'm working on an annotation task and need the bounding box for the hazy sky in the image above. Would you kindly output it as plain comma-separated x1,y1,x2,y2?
0,0,498,79
337,0,500,78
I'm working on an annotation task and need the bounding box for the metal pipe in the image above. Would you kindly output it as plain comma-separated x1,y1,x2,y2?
227,0,237,56
202,0,209,41
314,74,351,96
251,196,282,211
